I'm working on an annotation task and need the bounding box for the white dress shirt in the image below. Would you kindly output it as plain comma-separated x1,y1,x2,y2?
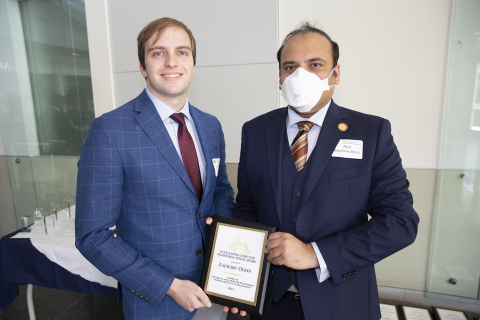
146,87,206,187
286,100,332,284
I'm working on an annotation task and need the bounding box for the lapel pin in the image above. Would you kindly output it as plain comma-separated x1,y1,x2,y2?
337,123,348,132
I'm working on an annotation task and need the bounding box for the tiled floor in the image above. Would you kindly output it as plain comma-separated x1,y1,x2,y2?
0,285,247,320
1,285,480,320
0,285,123,320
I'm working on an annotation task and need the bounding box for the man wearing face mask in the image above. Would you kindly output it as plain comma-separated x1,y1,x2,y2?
230,23,419,320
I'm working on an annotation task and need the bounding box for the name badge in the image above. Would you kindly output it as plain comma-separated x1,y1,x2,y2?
332,140,363,159
212,158,220,176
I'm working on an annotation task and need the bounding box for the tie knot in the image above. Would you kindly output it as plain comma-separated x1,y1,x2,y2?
297,121,314,132
170,113,186,126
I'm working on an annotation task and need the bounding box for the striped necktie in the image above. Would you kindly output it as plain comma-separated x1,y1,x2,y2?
290,121,314,173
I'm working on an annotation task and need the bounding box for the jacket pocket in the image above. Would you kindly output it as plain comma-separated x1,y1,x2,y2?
328,164,368,181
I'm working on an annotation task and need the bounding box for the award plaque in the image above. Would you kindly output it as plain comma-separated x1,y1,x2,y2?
399,306,433,320
380,303,401,320
199,216,276,315
432,307,467,320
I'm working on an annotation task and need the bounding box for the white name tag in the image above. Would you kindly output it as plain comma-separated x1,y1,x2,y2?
332,140,363,159
212,158,220,176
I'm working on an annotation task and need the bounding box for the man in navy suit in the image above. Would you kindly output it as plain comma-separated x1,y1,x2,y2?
75,18,234,320
230,23,419,320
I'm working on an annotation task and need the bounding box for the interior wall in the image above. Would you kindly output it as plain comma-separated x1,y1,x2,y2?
84,0,115,117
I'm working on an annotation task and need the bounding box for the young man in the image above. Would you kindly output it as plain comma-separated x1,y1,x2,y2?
75,18,234,320
231,23,419,320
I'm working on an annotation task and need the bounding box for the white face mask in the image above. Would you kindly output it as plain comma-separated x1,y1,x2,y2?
280,67,335,113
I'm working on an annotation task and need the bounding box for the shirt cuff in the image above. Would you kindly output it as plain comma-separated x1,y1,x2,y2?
311,242,330,283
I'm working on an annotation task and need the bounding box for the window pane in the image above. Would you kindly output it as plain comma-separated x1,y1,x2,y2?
20,0,94,156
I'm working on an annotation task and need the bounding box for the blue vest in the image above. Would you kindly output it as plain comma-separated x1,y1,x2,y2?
272,131,316,302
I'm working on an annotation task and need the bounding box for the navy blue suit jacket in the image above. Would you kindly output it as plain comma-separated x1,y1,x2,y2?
233,101,419,320
75,90,234,320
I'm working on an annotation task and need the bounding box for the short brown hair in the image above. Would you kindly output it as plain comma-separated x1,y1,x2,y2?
137,17,196,70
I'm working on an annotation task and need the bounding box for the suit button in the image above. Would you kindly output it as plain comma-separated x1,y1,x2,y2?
295,191,301,196
348,272,353,277
355,269,359,273
293,218,297,223
195,249,202,255
198,212,202,219
342,275,348,279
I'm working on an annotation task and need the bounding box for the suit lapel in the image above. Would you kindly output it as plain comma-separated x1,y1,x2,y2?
298,101,347,213
265,108,288,226
189,105,215,206
134,90,196,197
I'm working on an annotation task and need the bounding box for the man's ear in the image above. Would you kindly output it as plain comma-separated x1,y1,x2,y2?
333,64,341,85
140,63,147,79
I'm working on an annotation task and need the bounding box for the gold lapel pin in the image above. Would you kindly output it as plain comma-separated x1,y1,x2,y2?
337,123,348,132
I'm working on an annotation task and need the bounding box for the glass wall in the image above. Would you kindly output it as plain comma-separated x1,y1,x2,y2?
427,0,480,300
20,0,94,156
0,0,94,227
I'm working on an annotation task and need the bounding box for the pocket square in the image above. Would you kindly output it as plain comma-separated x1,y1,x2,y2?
212,158,220,177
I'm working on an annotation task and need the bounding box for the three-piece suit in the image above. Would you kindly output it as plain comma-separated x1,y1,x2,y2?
233,100,419,320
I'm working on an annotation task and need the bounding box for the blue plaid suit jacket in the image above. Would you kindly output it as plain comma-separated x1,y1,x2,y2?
75,90,234,320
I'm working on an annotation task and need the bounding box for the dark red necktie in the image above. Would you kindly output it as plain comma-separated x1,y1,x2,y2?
170,113,203,203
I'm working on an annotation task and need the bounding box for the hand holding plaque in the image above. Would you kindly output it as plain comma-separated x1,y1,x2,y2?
265,232,320,269
200,216,276,316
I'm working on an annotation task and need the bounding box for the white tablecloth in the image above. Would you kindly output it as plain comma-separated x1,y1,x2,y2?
11,207,117,289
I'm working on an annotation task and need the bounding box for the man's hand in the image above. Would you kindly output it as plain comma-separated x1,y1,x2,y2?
167,279,211,312
265,232,319,270
222,306,247,317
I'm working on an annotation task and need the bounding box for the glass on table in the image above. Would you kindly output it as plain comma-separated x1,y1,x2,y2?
50,201,64,229
20,215,35,230
50,201,76,233
62,196,75,218
33,208,48,234
33,208,47,217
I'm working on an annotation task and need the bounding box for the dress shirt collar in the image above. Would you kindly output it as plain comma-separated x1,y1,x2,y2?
286,99,331,129
145,87,191,121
